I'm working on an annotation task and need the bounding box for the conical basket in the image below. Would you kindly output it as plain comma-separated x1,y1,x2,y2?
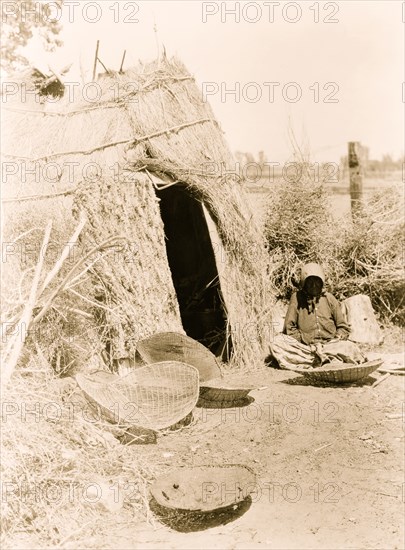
76,361,199,430
137,332,221,382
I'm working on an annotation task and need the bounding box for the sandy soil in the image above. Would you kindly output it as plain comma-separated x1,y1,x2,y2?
100,352,404,550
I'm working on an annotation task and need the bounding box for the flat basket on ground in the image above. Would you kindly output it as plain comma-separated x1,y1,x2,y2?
75,361,199,430
150,464,256,512
198,378,254,407
291,359,383,384
137,332,221,382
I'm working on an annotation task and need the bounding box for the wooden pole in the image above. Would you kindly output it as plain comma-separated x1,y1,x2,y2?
92,40,100,81
119,50,127,73
348,141,363,219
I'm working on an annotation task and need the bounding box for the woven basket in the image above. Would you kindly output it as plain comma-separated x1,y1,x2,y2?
150,494,252,533
150,464,256,511
291,359,383,384
197,377,254,406
76,361,199,430
199,386,253,402
137,332,221,382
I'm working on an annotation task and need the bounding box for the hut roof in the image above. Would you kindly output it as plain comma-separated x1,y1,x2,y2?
3,57,233,189
1,55,274,371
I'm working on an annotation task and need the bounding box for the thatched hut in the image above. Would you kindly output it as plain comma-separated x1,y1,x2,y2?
1,56,274,372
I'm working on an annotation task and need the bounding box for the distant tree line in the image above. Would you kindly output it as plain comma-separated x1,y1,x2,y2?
234,148,403,183
340,146,404,177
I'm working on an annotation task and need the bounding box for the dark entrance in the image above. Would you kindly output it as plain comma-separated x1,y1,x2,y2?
155,184,229,358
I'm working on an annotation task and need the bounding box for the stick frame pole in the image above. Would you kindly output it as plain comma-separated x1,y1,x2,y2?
92,40,100,81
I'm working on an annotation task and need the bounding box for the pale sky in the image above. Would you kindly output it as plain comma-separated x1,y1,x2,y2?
20,0,404,163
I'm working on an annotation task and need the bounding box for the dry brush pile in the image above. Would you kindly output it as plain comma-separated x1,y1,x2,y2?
264,171,404,325
334,187,405,324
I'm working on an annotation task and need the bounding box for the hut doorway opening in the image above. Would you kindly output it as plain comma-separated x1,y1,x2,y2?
155,184,230,359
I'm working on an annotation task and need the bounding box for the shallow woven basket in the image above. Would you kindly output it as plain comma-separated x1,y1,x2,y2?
137,332,221,382
291,359,383,384
150,496,252,533
198,388,253,408
150,464,256,512
198,377,254,404
76,361,199,430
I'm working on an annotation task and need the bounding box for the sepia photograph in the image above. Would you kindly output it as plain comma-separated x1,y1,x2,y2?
1,1,404,548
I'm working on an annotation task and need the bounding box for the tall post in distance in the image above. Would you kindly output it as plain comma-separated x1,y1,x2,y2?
348,141,363,219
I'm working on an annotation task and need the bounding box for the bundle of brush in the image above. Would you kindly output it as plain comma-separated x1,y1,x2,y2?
264,162,338,300
333,185,405,325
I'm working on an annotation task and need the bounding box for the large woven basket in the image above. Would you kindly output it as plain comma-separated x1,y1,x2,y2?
150,464,256,511
291,359,383,384
76,361,199,430
137,332,221,382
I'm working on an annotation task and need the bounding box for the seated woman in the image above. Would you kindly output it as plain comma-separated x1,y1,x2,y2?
270,263,365,369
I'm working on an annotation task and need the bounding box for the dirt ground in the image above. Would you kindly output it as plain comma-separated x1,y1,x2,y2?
94,347,404,550
3,183,403,549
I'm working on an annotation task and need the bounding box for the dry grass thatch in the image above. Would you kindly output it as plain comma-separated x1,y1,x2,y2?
1,55,274,547
2,55,274,377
